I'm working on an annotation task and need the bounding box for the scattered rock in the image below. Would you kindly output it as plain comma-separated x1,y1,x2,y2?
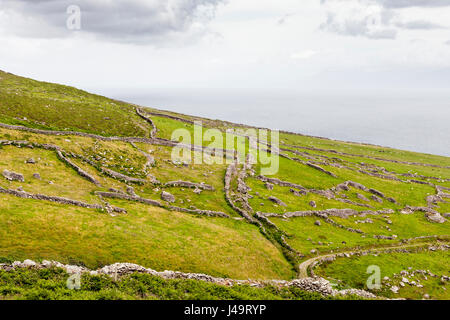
161,191,175,203
2,170,25,182
268,196,287,207
390,286,399,293
425,212,447,224
290,189,303,197
126,186,136,196
22,259,37,268
371,195,383,203
265,182,274,190
357,193,370,202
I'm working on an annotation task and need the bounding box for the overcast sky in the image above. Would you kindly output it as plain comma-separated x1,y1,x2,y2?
1,0,450,92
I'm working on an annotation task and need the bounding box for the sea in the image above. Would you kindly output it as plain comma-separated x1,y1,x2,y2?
106,88,450,157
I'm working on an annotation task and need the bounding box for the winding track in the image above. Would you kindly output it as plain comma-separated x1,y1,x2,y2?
298,239,444,278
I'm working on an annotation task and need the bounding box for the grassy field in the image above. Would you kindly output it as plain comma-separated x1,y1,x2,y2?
0,194,293,280
0,70,448,300
315,250,450,300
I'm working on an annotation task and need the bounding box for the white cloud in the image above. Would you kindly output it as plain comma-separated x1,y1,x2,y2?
291,50,318,60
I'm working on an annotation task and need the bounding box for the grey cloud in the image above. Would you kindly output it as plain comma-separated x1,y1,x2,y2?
320,0,448,40
0,0,224,44
373,0,450,8
446,40,450,45
320,13,397,40
395,20,447,30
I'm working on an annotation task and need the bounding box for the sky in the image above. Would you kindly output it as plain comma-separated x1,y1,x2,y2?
0,0,450,92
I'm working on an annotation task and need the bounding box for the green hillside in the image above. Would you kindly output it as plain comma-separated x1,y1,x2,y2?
0,70,448,300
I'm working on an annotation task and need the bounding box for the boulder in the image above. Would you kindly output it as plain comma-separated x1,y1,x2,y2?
268,196,287,207
425,212,446,224
33,173,41,180
309,201,317,208
22,259,37,268
2,170,24,182
357,193,370,202
26,158,36,164
314,220,322,226
390,286,399,293
265,182,274,190
161,191,175,203
126,186,136,196
371,195,383,203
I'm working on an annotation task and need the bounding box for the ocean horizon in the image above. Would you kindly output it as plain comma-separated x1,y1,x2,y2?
102,88,450,157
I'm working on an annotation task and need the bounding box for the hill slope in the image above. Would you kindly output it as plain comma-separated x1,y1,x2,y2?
0,70,448,300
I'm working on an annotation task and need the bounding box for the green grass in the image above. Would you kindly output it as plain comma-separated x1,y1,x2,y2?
0,69,449,300
0,70,150,137
315,249,450,300
270,216,392,256
0,195,294,280
0,268,338,300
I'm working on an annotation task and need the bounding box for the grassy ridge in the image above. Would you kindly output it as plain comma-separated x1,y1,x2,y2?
0,70,149,137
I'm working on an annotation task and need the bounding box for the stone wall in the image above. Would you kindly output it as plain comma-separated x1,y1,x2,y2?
0,260,376,298
0,186,125,213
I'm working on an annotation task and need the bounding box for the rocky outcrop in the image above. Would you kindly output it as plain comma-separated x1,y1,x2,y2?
95,191,162,207
100,167,147,184
168,205,230,218
306,162,337,178
2,170,24,182
161,191,175,203
257,175,307,192
425,212,447,224
268,196,287,207
163,181,214,191
357,193,370,202
265,182,274,190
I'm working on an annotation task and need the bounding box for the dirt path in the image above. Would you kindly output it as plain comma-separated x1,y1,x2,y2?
298,241,440,278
